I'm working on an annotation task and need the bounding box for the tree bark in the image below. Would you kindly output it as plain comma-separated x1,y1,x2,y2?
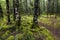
31,0,40,28
0,3,3,18
13,0,21,26
6,0,11,24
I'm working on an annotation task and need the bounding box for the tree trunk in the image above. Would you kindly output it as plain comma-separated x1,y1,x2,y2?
0,3,3,18
13,0,16,21
31,0,40,28
25,0,28,13
13,0,21,26
6,0,11,24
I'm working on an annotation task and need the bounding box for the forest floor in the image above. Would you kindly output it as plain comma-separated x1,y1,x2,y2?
38,16,60,40
38,22,60,40
0,15,60,40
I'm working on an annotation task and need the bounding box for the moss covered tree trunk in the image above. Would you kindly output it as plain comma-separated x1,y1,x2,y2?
6,0,11,24
54,0,59,19
0,3,3,18
31,0,40,28
13,0,21,26
47,0,54,16
13,0,16,21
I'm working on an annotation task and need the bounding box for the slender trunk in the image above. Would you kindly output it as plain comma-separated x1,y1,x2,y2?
31,0,40,28
13,0,16,21
13,0,21,26
26,0,28,13
6,0,11,24
47,0,51,13
0,3,3,18
55,0,58,19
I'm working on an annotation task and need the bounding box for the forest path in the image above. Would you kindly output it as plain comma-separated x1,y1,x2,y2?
38,21,60,40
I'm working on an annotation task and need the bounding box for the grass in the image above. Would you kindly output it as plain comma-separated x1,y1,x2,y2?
38,15,60,28
0,14,59,40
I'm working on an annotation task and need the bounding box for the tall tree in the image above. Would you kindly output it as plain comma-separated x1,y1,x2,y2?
54,0,59,18
6,0,11,24
13,0,21,26
47,0,51,15
0,3,3,18
31,0,40,28
25,0,28,13
57,0,60,16
47,0,54,16
13,0,16,21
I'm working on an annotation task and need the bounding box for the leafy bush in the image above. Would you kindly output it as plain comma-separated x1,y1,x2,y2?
19,31,35,40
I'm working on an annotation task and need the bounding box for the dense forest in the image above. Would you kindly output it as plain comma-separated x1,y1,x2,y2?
0,0,60,40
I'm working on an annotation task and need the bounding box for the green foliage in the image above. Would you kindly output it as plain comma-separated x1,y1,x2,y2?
19,31,35,40
21,15,33,29
40,27,54,40
6,36,14,40
0,0,60,40
0,14,56,40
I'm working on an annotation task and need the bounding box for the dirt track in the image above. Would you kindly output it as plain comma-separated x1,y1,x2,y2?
38,22,60,40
